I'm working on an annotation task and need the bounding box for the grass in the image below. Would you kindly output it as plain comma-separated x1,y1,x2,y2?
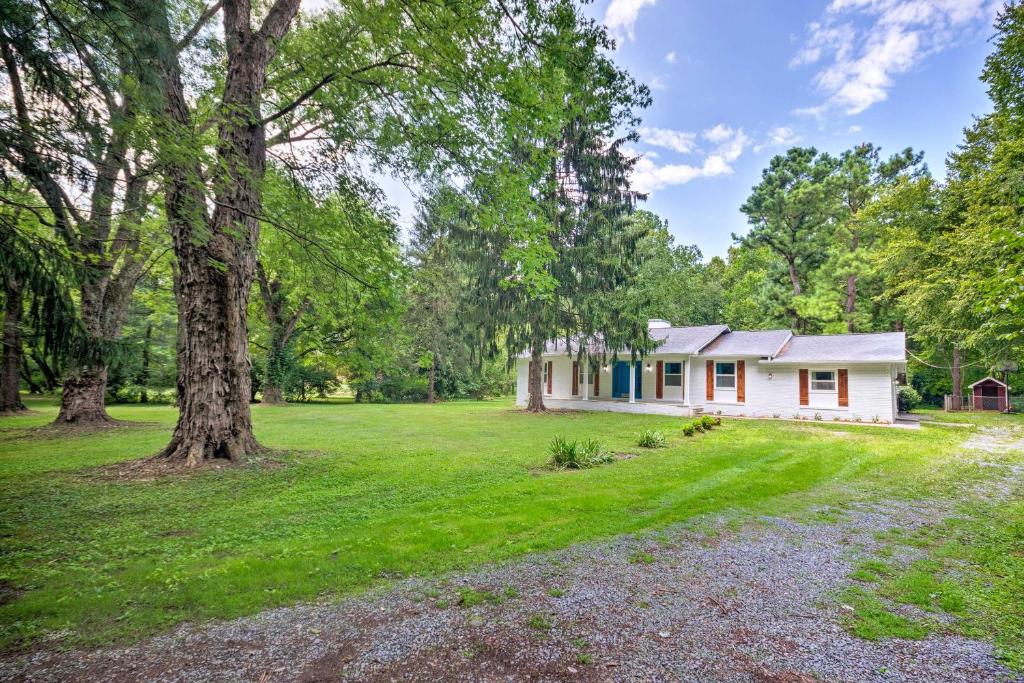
0,395,1018,650
843,488,1024,670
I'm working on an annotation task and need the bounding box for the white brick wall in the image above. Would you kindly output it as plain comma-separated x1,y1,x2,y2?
518,355,898,423
691,357,897,423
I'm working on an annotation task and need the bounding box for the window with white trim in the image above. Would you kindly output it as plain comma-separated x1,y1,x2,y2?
542,362,550,393
811,370,836,392
715,362,736,389
664,362,682,387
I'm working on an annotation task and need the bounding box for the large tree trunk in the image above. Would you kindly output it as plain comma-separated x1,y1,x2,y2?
56,365,112,423
154,0,300,465
55,282,120,424
950,344,963,411
262,382,284,404
1,275,26,412
526,339,545,412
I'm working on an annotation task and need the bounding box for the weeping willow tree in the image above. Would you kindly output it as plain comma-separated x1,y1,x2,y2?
455,4,654,412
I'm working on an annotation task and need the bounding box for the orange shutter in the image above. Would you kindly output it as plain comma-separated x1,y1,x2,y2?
655,360,664,399
572,362,579,396
594,367,600,396
799,369,809,406
737,360,745,403
546,361,553,394
706,360,714,400
838,369,849,407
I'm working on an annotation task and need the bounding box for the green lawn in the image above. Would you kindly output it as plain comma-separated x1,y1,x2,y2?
0,396,1020,650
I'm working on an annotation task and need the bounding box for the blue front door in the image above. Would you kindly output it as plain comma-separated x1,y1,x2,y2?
611,361,642,399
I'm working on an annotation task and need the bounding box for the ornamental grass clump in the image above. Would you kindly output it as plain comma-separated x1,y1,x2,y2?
636,429,667,448
548,436,613,469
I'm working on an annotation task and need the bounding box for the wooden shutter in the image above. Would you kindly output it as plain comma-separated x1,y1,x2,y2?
799,369,809,406
737,360,746,403
546,361,553,394
706,360,714,400
838,369,849,407
593,367,600,396
655,361,664,399
572,362,579,396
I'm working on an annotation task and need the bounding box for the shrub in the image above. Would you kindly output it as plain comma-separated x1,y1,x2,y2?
699,415,715,429
814,412,823,421
548,436,612,469
897,385,922,412
637,429,667,448
712,416,721,426
681,424,695,437
692,420,705,433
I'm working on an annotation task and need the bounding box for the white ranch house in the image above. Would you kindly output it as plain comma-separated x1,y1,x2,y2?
517,320,906,424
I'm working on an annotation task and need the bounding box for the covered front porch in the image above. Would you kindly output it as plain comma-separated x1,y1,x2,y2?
540,397,694,417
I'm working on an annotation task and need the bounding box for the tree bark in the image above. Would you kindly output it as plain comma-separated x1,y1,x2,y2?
845,274,857,332
950,344,963,411
427,354,437,403
56,365,112,423
153,0,300,465
526,338,545,412
1,275,26,412
786,257,802,296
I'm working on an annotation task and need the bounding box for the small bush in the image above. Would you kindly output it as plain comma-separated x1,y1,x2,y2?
712,416,721,426
682,424,695,437
897,385,922,412
637,429,667,448
699,415,715,429
814,412,823,421
548,436,612,469
692,420,705,433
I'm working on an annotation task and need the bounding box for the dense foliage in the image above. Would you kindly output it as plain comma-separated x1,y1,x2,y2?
0,1,1021,424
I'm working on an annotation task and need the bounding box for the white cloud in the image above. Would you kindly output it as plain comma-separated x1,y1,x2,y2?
639,127,698,154
753,126,801,152
630,125,749,194
665,51,678,64
791,0,997,115
649,74,668,90
604,0,657,44
847,124,863,133
702,123,734,143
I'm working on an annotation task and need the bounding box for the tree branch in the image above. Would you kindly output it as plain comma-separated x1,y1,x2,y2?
176,0,224,52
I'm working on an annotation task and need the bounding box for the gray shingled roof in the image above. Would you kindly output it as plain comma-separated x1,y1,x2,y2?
649,324,729,354
701,329,792,357
771,332,906,363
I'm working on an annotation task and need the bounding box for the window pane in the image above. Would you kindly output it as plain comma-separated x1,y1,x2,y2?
665,375,681,387
812,371,834,381
716,362,735,375
666,362,681,374
716,376,736,388
811,381,835,391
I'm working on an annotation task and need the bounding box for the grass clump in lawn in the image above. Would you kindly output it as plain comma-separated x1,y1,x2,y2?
839,586,931,640
547,435,612,469
636,429,667,448
457,587,500,607
628,551,656,565
527,613,553,631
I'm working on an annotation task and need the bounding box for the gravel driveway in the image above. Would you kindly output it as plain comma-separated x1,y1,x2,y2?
4,428,1023,683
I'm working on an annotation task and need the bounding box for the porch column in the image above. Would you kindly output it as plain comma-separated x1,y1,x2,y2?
582,357,589,401
683,357,691,405
629,362,636,403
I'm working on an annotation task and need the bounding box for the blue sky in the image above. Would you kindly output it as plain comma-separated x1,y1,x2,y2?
591,0,1001,257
